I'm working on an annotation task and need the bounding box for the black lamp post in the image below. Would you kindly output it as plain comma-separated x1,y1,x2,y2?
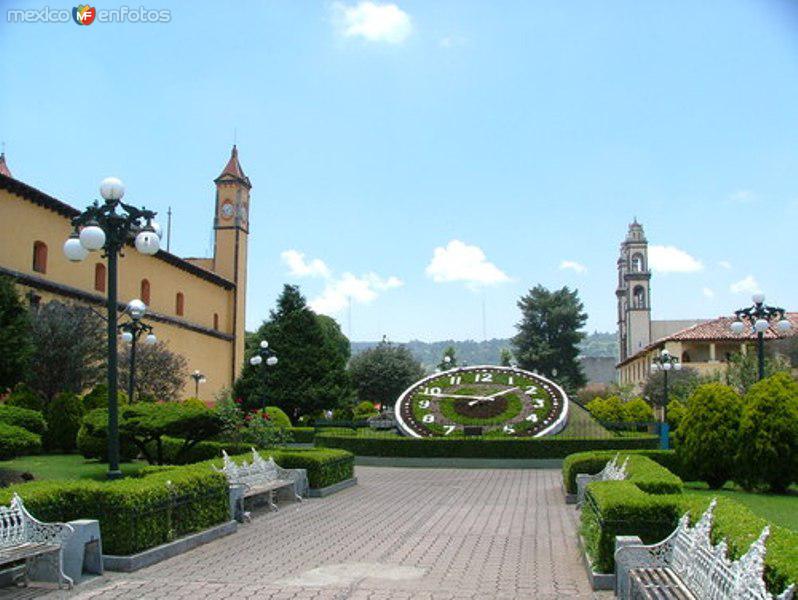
651,349,681,450
731,293,792,381
249,340,278,407
63,177,160,479
190,370,206,398
119,298,156,403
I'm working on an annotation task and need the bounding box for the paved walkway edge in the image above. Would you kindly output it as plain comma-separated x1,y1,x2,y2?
307,477,358,497
103,520,238,573
354,456,564,469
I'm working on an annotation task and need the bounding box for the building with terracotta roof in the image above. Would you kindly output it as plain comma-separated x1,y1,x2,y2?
0,147,251,401
615,220,796,387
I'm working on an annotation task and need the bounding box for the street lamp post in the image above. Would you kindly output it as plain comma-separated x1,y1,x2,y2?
651,349,681,450
731,293,792,381
63,177,160,479
119,299,156,403
191,370,207,398
250,340,279,408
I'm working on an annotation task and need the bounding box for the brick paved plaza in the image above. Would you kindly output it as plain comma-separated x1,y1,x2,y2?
9,467,610,600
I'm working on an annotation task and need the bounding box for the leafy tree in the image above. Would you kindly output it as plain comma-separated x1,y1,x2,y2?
0,405,46,435
118,341,188,402
623,398,655,423
437,346,458,371
666,399,686,429
511,285,587,392
726,351,790,394
348,340,425,411
735,373,798,493
676,383,742,489
0,277,33,393
45,392,85,452
27,301,105,405
499,348,513,367
353,400,378,420
4,383,44,412
643,367,702,408
233,285,351,417
81,384,129,412
585,396,625,422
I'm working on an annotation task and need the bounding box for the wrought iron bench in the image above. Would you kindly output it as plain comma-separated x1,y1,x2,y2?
576,453,628,506
0,494,74,589
216,449,303,513
615,499,795,600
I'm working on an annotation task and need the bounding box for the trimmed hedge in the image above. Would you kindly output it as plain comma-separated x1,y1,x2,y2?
0,405,46,435
285,427,315,443
580,479,798,595
0,422,41,459
0,463,229,556
159,437,355,489
77,409,138,462
315,433,659,458
562,450,685,494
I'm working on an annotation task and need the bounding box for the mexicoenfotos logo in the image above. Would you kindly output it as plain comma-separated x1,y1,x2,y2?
72,5,96,25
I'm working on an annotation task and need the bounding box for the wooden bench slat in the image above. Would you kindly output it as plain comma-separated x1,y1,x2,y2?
0,543,60,565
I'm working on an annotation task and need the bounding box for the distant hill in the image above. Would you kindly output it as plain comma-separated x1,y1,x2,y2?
350,331,619,373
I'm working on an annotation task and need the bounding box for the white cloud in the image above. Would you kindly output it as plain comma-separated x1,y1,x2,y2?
425,240,511,287
729,190,757,204
718,260,732,270
730,275,761,295
702,287,715,299
280,250,331,279
559,260,587,274
310,272,403,315
332,1,412,44
648,245,703,273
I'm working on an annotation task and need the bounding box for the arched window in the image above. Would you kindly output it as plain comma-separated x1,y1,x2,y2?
32,241,47,273
681,352,691,363
94,263,106,292
175,292,184,316
632,285,646,309
631,253,645,272
213,313,219,330
140,279,151,305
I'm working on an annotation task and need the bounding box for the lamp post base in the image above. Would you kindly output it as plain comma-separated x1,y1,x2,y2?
106,469,124,480
659,423,670,450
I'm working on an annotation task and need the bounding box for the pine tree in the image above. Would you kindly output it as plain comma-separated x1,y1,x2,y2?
511,285,587,392
0,277,32,393
233,285,351,418
437,346,457,371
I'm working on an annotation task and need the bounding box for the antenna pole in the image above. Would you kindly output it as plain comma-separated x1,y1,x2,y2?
166,206,172,252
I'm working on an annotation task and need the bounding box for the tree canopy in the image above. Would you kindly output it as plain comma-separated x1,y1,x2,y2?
511,285,587,392
348,340,425,410
0,276,32,393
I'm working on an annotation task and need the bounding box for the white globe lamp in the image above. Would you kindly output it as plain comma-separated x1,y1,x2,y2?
730,320,745,335
146,333,157,345
127,299,147,320
266,356,278,366
777,319,792,333
250,355,263,366
63,235,89,262
135,230,160,255
754,319,769,333
121,331,133,343
79,225,106,251
99,177,125,201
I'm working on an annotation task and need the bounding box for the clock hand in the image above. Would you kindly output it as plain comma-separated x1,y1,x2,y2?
429,393,489,402
486,386,520,399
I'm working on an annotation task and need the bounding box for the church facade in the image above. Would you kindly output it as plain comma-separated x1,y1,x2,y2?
0,147,251,401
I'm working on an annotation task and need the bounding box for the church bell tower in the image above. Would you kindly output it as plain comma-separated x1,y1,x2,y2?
616,220,652,362
213,145,250,379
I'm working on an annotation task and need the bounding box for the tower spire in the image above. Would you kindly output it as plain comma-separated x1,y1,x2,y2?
215,144,251,188
0,146,11,178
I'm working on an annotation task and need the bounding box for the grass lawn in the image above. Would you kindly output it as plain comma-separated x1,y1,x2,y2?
0,454,147,482
685,482,798,532
551,401,616,439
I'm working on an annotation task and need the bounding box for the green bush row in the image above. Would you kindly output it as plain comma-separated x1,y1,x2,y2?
0,422,41,460
0,464,229,556
0,404,46,435
159,437,354,489
562,450,685,494
314,433,659,458
285,427,315,443
580,481,798,595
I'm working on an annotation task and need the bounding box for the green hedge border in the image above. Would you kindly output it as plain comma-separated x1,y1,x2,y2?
315,433,659,458
562,450,685,494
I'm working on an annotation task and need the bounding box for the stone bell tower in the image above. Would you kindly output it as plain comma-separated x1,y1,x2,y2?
616,219,652,361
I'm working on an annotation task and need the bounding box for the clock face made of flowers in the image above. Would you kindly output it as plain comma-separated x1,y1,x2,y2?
394,365,569,438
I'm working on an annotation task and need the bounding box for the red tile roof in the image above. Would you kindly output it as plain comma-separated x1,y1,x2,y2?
0,153,11,178
215,145,251,188
618,312,798,367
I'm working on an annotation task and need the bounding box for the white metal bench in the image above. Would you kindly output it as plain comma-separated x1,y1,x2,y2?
215,449,303,513
0,493,74,589
576,453,628,506
615,499,795,600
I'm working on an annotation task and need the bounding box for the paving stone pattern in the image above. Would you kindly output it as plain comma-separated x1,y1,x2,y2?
4,467,611,600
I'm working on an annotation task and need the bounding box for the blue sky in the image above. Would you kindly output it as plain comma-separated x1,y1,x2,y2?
2,0,797,342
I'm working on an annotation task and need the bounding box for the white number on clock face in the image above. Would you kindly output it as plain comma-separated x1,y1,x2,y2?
533,398,545,409
475,372,493,383
508,376,514,385
418,399,430,409
444,425,455,435
422,414,435,423
422,387,442,395
449,376,461,385
525,385,538,394
526,413,538,423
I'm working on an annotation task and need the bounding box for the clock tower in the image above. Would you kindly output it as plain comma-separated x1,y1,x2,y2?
213,145,251,379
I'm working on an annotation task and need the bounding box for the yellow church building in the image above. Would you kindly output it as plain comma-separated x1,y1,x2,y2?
0,147,251,401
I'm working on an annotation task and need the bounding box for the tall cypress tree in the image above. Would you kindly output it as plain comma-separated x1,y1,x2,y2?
511,284,587,393
233,285,351,418
0,276,32,393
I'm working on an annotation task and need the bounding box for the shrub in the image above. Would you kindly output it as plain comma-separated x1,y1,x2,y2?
315,433,660,458
0,404,46,435
181,396,207,409
5,383,43,412
0,422,41,459
666,399,686,429
585,396,625,422
735,373,798,493
562,450,684,494
81,384,128,412
77,409,138,462
264,406,291,427
285,427,315,443
623,398,654,423
675,382,741,489
0,463,229,556
45,392,84,452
